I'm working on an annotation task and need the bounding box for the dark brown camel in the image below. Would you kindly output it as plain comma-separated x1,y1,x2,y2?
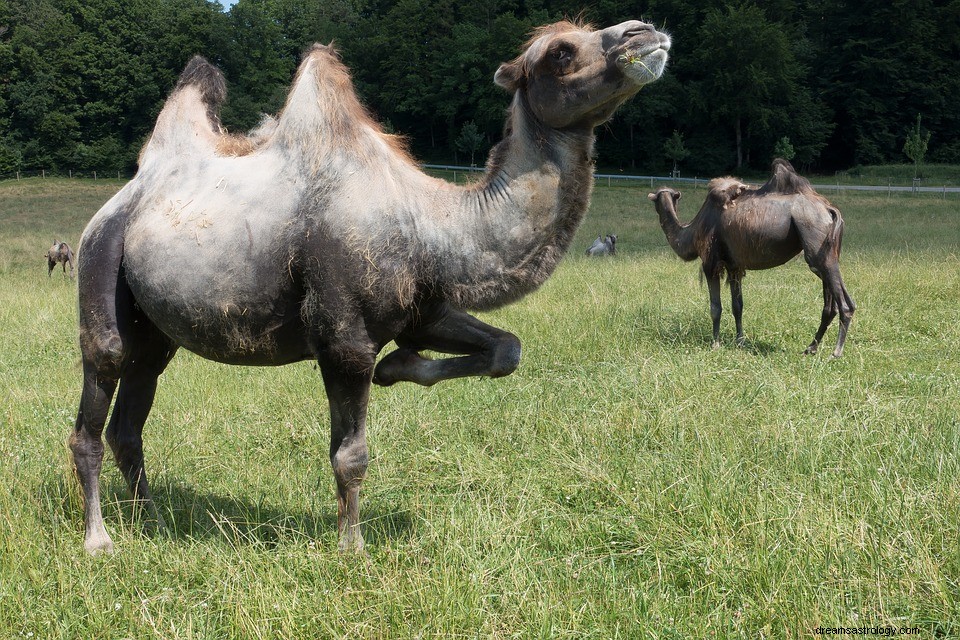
47,240,75,278
648,159,854,356
71,20,671,554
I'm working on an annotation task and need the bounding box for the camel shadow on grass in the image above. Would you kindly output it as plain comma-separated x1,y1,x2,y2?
640,308,783,356
50,475,413,550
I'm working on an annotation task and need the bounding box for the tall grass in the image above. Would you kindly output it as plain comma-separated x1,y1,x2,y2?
1,178,958,637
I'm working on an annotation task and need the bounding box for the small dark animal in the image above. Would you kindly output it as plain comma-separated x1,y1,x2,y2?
47,240,75,278
585,234,617,256
648,159,854,357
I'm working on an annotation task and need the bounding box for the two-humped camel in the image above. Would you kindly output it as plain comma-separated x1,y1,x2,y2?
648,159,854,357
71,21,671,554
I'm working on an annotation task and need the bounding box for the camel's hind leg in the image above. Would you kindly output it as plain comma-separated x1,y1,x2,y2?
71,363,119,555
805,264,855,358
729,276,745,347
804,284,836,355
706,273,723,349
104,317,177,531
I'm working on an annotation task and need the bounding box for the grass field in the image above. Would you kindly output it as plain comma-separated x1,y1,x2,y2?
1,177,958,638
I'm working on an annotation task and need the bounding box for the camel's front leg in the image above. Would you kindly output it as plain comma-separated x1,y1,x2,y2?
373,306,521,387
318,350,373,553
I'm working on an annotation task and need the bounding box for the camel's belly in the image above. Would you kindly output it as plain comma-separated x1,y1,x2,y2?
122,173,312,364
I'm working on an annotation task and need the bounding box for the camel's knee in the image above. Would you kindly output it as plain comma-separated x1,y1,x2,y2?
332,441,369,488
80,330,125,379
488,333,521,378
709,301,722,321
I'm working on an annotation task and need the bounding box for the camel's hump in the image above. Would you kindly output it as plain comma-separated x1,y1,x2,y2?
173,55,227,111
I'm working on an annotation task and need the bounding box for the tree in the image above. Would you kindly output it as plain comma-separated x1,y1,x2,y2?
902,114,930,179
690,3,819,170
663,130,689,177
455,120,483,166
773,136,795,161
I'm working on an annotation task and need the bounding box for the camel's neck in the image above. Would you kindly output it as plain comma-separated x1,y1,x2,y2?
439,94,596,311
654,197,698,261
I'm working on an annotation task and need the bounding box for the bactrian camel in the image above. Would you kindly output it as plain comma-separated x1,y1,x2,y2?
71,20,671,554
648,159,854,357
47,240,75,278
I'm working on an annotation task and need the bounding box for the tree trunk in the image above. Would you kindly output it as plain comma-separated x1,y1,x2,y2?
735,117,742,169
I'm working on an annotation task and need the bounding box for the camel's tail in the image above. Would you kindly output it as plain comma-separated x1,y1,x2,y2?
828,205,844,253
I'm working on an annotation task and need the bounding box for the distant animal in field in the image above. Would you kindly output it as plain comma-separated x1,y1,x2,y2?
585,234,617,256
46,240,75,278
70,19,671,555
647,158,854,357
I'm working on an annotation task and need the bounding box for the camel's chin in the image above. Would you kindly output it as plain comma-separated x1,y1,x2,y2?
620,49,668,86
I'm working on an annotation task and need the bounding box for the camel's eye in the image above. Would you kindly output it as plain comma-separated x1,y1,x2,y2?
550,46,572,63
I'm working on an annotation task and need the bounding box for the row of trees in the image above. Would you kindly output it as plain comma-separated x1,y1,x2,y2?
1,0,957,176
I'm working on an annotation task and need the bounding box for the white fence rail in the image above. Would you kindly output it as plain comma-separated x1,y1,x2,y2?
422,164,960,195
3,165,958,196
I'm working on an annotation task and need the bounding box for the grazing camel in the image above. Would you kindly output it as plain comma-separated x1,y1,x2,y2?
586,234,617,256
47,240,75,278
72,20,671,554
648,159,854,356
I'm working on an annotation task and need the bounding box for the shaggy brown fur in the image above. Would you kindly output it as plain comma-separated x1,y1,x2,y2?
46,240,75,278
649,159,854,356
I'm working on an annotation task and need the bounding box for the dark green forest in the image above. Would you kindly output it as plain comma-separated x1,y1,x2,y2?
1,0,958,177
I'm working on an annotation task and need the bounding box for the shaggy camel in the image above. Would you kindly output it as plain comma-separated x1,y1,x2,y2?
586,234,617,256
47,240,75,278
648,159,854,356
72,20,671,554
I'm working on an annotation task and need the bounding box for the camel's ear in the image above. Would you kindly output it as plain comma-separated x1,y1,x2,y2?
673,191,682,202
494,62,523,92
647,192,656,201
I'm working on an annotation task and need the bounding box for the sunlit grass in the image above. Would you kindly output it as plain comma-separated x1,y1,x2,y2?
0,177,958,637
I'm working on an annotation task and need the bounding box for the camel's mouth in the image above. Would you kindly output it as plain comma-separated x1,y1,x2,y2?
617,35,671,86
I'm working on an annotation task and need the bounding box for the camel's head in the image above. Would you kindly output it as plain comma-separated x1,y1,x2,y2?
495,20,671,130
648,187,681,211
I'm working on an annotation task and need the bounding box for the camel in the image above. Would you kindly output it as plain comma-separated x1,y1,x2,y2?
71,20,671,554
585,234,617,256
47,240,75,278
647,159,854,356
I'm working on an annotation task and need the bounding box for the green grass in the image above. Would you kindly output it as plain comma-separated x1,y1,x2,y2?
1,177,959,637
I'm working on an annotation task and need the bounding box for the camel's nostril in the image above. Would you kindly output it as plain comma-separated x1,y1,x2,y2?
623,24,654,38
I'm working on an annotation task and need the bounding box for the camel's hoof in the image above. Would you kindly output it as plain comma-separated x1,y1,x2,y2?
337,532,365,555
735,336,746,348
84,530,115,556
373,349,419,386
711,341,721,350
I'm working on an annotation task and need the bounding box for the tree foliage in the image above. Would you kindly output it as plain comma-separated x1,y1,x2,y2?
1,0,957,175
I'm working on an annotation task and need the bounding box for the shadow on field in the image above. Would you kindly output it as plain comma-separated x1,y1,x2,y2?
640,308,783,355
50,475,413,550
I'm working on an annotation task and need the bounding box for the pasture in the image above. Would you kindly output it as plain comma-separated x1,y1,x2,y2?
1,177,958,637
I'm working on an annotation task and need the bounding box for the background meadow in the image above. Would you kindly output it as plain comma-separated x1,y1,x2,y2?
0,177,958,637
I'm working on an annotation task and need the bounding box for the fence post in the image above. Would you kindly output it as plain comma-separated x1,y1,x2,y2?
94,171,97,180
69,170,72,178
42,169,45,179
16,171,19,181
